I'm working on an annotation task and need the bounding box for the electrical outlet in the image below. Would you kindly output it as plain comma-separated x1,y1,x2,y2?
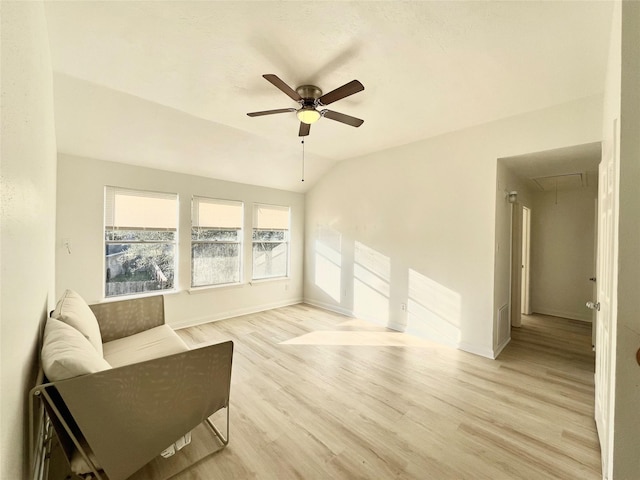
401,303,406,311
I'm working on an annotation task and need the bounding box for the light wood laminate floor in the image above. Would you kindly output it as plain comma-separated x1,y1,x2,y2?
130,305,600,480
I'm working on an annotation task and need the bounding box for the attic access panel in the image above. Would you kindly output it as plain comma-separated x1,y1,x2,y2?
531,173,585,191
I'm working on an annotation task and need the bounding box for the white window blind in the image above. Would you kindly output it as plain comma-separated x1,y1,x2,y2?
252,204,290,230
105,187,177,231
193,197,243,229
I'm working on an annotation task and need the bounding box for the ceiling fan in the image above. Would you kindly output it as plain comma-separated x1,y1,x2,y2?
247,74,365,137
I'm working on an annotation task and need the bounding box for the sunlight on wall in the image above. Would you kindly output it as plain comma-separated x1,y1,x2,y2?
406,268,462,347
314,226,342,302
315,241,341,302
353,242,390,325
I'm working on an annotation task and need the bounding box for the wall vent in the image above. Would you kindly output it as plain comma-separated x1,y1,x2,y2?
497,304,510,345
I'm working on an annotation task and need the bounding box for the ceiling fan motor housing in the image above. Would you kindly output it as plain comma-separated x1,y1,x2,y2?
296,85,323,104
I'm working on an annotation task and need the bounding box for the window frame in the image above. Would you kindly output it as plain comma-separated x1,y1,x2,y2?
103,186,179,299
190,196,244,288
251,203,291,281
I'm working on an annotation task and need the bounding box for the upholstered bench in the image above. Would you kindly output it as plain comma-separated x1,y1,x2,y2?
31,290,233,480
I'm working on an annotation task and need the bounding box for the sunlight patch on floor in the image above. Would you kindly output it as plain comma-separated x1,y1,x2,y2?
334,319,389,330
280,330,437,347
280,319,438,347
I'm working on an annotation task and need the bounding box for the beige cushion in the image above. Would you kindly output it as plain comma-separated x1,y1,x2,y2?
103,325,189,368
52,289,103,356
41,319,112,381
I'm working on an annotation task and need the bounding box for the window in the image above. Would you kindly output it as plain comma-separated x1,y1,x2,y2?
104,187,177,298
252,204,290,280
191,197,243,287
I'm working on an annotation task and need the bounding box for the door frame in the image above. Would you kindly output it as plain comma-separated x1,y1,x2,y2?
510,202,523,328
520,206,532,315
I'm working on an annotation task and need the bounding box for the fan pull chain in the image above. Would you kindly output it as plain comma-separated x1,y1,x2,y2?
301,139,305,182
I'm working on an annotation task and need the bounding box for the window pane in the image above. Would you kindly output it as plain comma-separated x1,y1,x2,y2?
252,242,288,279
191,228,240,242
252,229,287,242
105,243,175,297
106,230,176,242
191,197,244,288
192,243,240,287
252,204,290,280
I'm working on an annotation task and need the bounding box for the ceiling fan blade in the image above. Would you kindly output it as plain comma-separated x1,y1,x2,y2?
247,108,296,117
318,80,364,106
299,122,310,137
322,110,364,127
263,74,302,102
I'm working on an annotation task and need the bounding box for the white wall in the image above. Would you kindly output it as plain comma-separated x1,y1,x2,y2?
611,1,640,477
529,184,597,322
56,155,304,328
0,2,58,478
305,95,602,358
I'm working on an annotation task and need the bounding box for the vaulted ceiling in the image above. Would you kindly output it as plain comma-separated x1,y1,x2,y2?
44,1,613,192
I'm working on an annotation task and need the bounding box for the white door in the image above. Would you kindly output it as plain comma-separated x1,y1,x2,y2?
593,121,618,476
591,198,598,350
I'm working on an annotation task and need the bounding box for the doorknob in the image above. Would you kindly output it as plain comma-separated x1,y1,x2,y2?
586,301,600,311
589,277,597,282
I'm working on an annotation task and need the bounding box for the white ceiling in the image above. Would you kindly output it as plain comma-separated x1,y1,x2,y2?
44,1,613,193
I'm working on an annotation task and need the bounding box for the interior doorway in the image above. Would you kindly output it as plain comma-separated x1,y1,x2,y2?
501,142,601,336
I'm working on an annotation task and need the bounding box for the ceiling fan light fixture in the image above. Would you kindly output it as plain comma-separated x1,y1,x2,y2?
297,107,321,124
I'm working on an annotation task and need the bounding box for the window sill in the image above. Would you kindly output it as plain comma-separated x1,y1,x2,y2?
249,276,290,285
101,289,179,303
188,282,244,295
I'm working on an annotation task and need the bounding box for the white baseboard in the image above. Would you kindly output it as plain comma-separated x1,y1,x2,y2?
211,297,498,361
531,307,592,323
493,336,511,359
457,342,495,359
304,299,406,333
171,297,304,329
303,298,354,318
306,298,498,359
387,321,405,332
